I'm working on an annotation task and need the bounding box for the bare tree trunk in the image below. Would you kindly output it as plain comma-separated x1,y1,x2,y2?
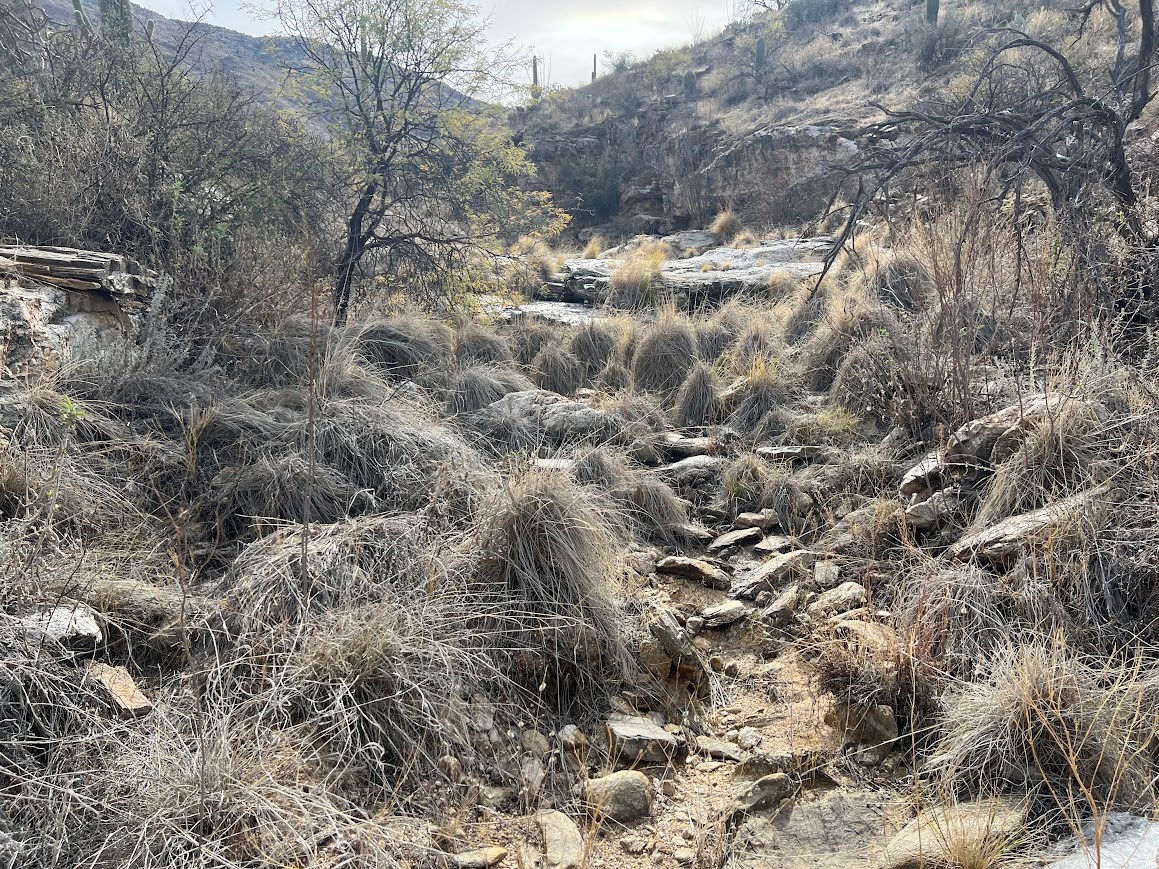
333,182,376,326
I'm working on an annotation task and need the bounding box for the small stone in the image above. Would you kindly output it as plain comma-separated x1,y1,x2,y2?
521,729,552,758
700,600,749,628
696,736,745,761
655,556,732,590
84,662,152,718
761,584,801,627
536,810,586,869
736,727,763,750
581,770,654,822
684,616,705,636
558,724,588,754
709,655,725,673
478,786,515,809
725,729,740,742
812,561,840,590
754,590,772,606
699,760,725,772
438,754,465,782
620,834,650,855
453,846,508,869
807,582,868,618
724,661,740,677
753,534,793,555
708,526,763,552
660,779,678,797
732,550,817,599
673,847,697,865
606,715,681,765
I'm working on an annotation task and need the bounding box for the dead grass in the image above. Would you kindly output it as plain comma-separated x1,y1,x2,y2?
445,365,534,414
531,345,585,395
710,208,743,243
568,321,617,376
631,311,698,394
454,322,514,366
355,315,455,378
673,361,720,428
473,468,630,708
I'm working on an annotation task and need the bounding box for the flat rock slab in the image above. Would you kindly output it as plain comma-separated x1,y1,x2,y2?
696,735,746,761
84,662,152,718
1047,812,1159,868
883,798,1026,869
732,550,816,599
22,604,103,653
754,534,794,555
661,432,719,458
656,555,732,590
606,715,682,765
806,582,868,618
700,599,750,628
452,846,508,868
732,789,902,869
755,445,825,463
709,526,764,552
722,773,794,824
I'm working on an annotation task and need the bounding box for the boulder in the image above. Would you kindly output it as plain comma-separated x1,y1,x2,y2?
905,487,963,529
723,773,794,823
761,584,801,627
581,770,654,823
696,735,746,761
949,484,1113,563
735,509,782,531
453,846,508,868
1047,812,1159,868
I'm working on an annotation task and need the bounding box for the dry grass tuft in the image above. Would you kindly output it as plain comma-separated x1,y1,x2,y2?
608,242,669,310
728,357,792,436
615,477,691,544
710,208,743,243
355,316,454,378
928,637,1158,814
473,468,629,707
531,344,585,396
582,236,606,258
673,361,720,428
445,365,534,415
509,318,561,365
862,247,931,311
568,321,618,376
574,447,633,491
454,322,513,366
631,311,698,394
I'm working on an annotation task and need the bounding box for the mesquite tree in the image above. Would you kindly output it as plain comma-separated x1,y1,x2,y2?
277,0,564,323
824,1,1157,332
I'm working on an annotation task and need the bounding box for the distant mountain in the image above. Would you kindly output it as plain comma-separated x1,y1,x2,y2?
36,0,309,110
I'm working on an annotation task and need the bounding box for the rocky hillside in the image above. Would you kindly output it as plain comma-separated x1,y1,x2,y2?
512,0,1116,236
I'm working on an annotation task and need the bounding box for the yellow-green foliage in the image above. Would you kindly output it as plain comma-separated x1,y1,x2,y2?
609,241,669,310
582,236,606,258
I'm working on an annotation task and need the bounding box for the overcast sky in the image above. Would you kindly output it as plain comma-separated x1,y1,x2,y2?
131,0,734,85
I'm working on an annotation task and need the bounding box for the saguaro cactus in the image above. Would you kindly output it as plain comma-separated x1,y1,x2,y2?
99,0,131,43
926,0,939,24
683,68,696,98
755,35,767,79
591,53,597,82
72,0,92,33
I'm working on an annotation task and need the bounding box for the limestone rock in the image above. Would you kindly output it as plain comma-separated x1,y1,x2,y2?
606,715,682,765
581,770,654,823
899,452,944,497
661,432,719,458
557,725,588,754
536,811,586,869
22,604,103,654
761,584,801,627
708,526,763,552
806,582,867,618
700,599,749,628
656,555,731,590
453,846,508,868
883,799,1026,869
755,445,824,463
84,662,152,718
521,729,552,759
1047,812,1159,868
827,701,897,751
905,487,963,529
732,550,816,599
753,534,793,555
811,561,840,590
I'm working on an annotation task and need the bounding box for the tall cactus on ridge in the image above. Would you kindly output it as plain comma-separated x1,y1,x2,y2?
755,35,767,80
926,0,939,24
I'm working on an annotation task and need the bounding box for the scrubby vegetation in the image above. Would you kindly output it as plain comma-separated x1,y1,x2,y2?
8,0,1159,866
